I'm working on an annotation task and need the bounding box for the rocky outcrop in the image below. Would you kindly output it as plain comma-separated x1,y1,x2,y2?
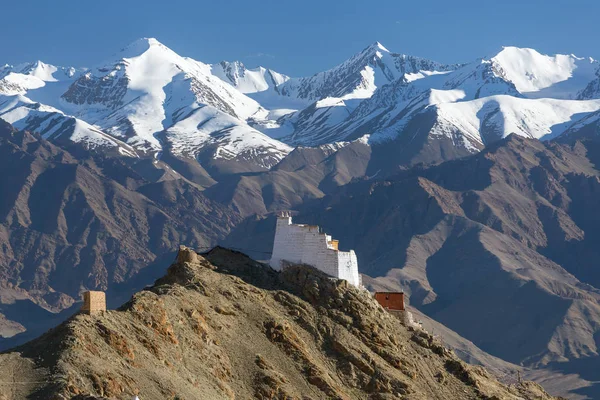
0,247,557,399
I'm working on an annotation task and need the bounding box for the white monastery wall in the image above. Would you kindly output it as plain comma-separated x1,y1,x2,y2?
336,250,359,286
270,215,361,287
270,216,305,267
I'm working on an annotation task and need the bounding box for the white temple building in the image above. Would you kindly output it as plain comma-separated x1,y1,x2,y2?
270,213,361,287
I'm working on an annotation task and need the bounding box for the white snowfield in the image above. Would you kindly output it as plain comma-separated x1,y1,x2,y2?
210,60,289,94
1,38,599,168
436,96,600,144
491,46,598,99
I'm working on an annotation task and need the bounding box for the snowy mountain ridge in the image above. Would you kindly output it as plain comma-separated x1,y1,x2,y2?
210,60,290,94
490,46,598,99
276,42,461,102
252,44,600,153
2,37,600,178
0,38,291,172
0,61,83,95
59,38,270,153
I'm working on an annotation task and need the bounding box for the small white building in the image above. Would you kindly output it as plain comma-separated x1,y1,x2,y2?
270,213,361,287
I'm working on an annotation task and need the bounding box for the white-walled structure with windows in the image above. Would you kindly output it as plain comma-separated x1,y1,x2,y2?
270,213,361,287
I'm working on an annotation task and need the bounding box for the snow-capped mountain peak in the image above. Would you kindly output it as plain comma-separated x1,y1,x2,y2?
116,37,167,59
269,43,600,152
0,60,83,96
0,38,292,172
371,41,389,52
362,41,390,56
490,46,598,99
58,37,272,154
17,60,60,82
276,41,459,103
210,60,290,94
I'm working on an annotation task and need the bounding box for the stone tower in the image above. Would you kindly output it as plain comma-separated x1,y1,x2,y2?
81,291,106,315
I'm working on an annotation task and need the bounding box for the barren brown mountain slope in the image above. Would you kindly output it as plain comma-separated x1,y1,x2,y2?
221,135,600,398
0,121,241,347
204,141,371,217
0,247,556,400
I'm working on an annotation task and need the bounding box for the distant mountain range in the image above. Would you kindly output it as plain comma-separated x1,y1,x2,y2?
1,38,599,182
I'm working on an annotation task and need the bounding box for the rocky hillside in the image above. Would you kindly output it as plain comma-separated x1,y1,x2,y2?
0,247,556,400
222,135,600,399
0,121,241,347
0,119,374,348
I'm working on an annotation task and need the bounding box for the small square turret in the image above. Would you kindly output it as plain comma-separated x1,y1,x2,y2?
81,291,106,315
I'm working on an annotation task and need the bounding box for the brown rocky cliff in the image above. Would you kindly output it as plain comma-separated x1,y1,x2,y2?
1,247,559,399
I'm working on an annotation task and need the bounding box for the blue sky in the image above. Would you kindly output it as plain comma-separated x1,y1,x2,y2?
2,0,598,77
